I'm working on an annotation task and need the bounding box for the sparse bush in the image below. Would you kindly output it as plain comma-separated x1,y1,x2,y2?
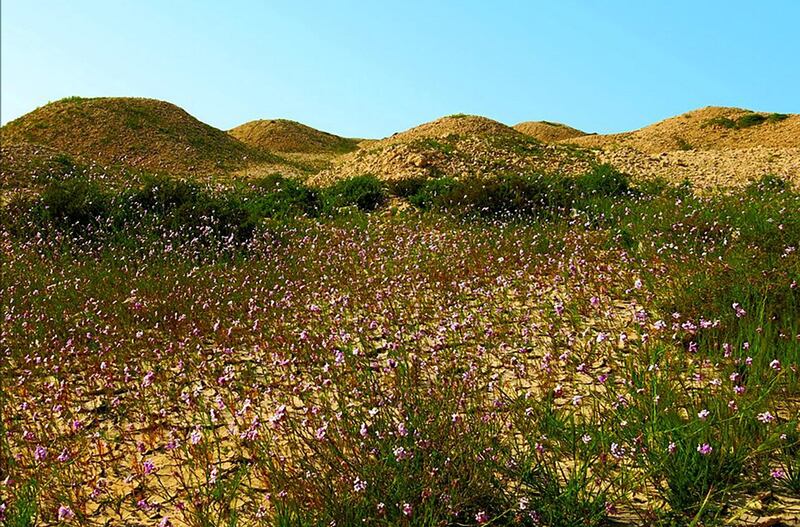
736,113,767,128
385,176,429,198
634,176,670,196
574,164,630,197
747,173,789,194
702,113,781,130
702,116,737,129
4,479,39,527
766,112,789,124
407,176,458,209
251,174,320,218
38,178,112,227
436,172,574,218
674,136,693,151
131,175,202,213
323,174,386,211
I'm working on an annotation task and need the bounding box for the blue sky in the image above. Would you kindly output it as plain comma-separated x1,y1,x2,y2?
2,1,798,138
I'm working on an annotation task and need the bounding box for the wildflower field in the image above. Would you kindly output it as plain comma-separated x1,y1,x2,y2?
1,170,798,526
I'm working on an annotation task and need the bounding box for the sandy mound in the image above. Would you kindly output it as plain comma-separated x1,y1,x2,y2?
1,97,271,175
565,106,799,152
310,115,595,185
381,114,521,145
514,121,587,142
229,119,360,154
596,146,800,190
0,141,81,190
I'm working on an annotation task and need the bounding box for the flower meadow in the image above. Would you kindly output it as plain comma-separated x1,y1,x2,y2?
1,170,799,526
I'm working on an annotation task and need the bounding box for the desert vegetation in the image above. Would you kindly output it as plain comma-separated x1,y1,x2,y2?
2,160,798,525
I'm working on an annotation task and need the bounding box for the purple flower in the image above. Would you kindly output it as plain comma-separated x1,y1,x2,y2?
393,446,412,461
610,443,626,459
475,510,489,523
143,459,156,475
142,370,155,388
353,477,367,492
697,409,710,420
315,424,327,440
757,411,775,423
190,428,202,445
401,502,413,517
697,443,713,455
397,422,408,437
34,445,47,462
58,504,75,521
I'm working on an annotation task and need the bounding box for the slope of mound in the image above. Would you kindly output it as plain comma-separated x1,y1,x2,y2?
514,121,587,142
1,97,270,175
229,119,359,154
596,146,800,190
311,115,595,185
565,107,800,152
0,141,82,190
381,114,521,145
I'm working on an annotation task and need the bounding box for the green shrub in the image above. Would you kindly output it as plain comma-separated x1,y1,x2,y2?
4,479,39,527
736,113,766,128
407,176,458,209
702,113,780,130
435,172,574,218
131,175,202,213
746,173,789,194
38,179,112,227
385,176,429,199
251,174,320,218
634,176,670,197
702,116,737,129
574,164,630,197
766,113,789,124
674,136,693,151
323,174,386,211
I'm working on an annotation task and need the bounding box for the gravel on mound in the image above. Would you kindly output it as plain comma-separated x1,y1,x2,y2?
229,119,359,154
596,146,800,190
564,106,800,152
1,97,269,176
514,121,587,142
379,114,521,146
310,133,595,186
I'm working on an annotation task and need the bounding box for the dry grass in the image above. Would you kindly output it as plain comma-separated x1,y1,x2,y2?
514,121,587,142
564,106,800,152
229,119,360,154
1,97,272,176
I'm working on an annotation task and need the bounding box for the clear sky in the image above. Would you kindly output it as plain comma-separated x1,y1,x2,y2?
2,1,799,138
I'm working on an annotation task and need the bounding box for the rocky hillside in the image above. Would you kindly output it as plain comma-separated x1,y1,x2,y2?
514,121,587,142
229,119,359,154
1,97,271,176
556,107,800,188
565,106,799,152
311,115,595,185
